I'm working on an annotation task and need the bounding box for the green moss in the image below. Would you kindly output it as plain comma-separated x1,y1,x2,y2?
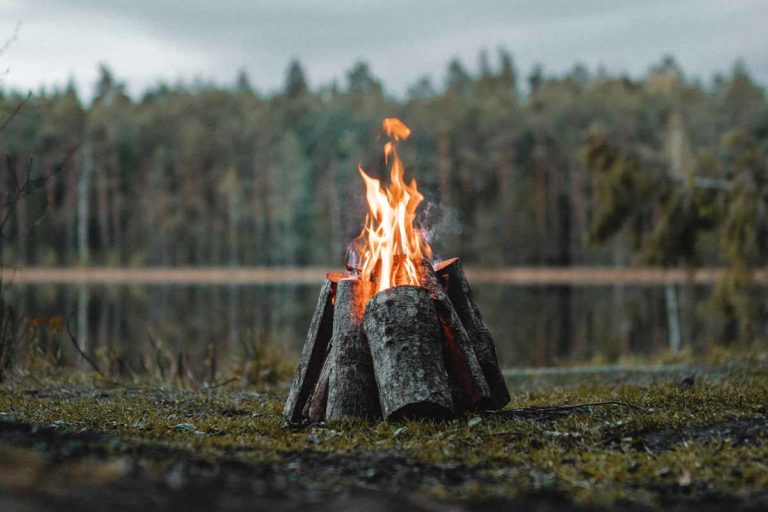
1,360,767,507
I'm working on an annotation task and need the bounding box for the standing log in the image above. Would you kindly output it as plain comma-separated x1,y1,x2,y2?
419,259,492,412
326,278,381,421
283,272,345,423
363,286,454,421
436,258,510,409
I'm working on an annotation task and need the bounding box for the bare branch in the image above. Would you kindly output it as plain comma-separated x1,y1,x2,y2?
0,92,31,135
0,22,21,57
0,145,78,240
145,328,166,380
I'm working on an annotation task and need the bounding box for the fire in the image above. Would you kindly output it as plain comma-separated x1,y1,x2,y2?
350,118,432,295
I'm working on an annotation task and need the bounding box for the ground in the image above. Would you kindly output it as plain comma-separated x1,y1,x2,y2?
0,358,767,511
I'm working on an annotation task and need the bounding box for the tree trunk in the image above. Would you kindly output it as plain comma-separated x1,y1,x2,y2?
326,278,381,421
363,285,453,421
435,258,510,409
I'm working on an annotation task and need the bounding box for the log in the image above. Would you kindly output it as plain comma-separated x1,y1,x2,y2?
363,286,454,420
283,272,345,423
326,278,381,421
436,258,510,409
419,260,492,412
303,345,332,422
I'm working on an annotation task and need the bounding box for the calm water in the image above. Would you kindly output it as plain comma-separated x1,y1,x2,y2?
5,280,748,375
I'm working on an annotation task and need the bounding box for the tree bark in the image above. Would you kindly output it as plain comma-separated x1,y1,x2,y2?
326,278,381,421
283,272,345,423
303,346,332,422
363,286,453,421
435,258,510,409
420,259,492,412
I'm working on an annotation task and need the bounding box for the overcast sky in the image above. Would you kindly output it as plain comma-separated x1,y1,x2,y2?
0,0,767,99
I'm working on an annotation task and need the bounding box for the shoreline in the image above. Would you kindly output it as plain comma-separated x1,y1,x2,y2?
4,266,768,285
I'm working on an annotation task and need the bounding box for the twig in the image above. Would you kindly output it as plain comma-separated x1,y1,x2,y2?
0,92,30,134
0,22,21,58
145,328,166,380
495,400,645,420
0,294,15,382
0,144,78,240
65,311,103,377
206,377,238,389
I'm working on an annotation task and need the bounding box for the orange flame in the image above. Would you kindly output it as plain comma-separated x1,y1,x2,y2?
352,118,432,295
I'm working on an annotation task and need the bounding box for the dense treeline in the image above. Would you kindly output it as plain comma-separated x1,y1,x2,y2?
1,51,766,269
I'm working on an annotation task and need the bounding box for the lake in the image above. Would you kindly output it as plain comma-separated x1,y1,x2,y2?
4,276,745,375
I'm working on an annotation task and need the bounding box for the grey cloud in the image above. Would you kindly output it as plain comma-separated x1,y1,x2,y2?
2,0,767,97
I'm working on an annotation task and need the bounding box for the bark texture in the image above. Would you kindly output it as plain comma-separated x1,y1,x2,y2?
303,348,332,422
436,258,510,409
283,273,341,423
419,259,492,412
326,278,381,421
363,286,454,421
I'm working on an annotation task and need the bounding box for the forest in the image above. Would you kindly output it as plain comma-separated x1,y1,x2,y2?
1,50,765,271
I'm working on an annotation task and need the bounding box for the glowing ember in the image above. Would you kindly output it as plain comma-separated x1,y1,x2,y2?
349,118,432,296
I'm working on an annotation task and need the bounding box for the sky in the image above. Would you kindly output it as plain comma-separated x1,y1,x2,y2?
0,0,767,99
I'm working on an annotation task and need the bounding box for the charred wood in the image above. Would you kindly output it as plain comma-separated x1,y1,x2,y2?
283,272,345,423
436,258,510,409
420,259,492,412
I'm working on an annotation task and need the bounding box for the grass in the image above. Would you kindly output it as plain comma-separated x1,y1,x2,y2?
0,356,767,509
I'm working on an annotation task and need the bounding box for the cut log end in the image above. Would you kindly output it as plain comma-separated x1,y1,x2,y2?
388,401,453,422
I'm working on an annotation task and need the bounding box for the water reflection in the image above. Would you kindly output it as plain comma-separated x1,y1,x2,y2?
3,282,752,372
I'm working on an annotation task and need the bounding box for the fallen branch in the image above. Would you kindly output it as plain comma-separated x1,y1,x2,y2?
494,400,646,420
205,377,238,389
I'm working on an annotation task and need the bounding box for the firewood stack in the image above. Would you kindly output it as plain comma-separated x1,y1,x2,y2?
284,257,510,423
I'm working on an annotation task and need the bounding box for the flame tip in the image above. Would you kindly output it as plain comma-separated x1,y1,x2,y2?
355,118,430,296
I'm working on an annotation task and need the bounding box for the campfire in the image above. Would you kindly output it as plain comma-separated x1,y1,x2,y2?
284,119,510,423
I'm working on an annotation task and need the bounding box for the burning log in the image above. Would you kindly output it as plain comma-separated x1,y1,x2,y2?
436,258,510,409
283,272,345,423
325,278,381,421
419,260,492,413
363,286,454,420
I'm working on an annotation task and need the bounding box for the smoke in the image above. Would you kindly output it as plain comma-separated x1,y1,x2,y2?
418,195,463,264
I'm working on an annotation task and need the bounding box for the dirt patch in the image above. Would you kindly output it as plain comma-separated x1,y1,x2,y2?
0,417,602,512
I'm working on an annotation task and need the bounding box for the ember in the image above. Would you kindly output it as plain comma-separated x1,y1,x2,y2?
284,119,509,423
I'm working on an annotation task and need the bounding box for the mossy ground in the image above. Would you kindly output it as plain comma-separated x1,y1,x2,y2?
1,357,767,511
